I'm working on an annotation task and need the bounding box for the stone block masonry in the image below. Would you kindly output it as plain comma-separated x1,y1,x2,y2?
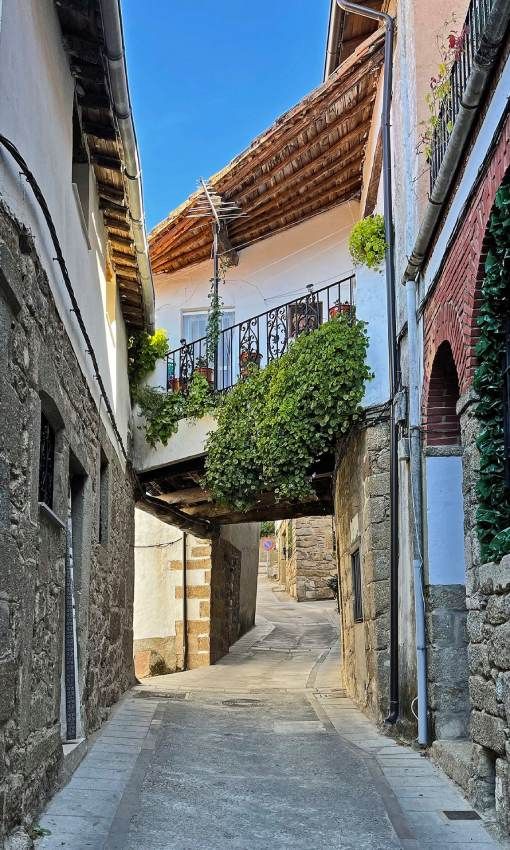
0,203,135,838
333,418,391,722
275,516,337,602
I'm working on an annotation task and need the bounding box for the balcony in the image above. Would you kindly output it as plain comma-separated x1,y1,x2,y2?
165,275,355,395
430,0,496,190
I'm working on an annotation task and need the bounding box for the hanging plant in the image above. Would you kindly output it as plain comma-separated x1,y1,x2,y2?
128,328,168,394
348,214,387,270
204,315,372,511
136,372,216,448
474,179,510,563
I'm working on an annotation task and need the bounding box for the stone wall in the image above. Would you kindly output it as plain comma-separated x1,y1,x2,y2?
466,554,510,832
0,203,135,836
334,419,391,722
275,517,336,601
134,523,258,674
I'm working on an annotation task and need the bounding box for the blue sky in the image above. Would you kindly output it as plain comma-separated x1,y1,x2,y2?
123,0,331,232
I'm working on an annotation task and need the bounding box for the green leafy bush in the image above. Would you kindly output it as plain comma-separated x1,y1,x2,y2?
204,316,372,511
128,329,168,391
260,521,275,536
136,372,216,448
348,214,387,270
474,180,510,563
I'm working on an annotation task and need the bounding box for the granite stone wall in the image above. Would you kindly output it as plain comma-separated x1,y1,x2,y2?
276,517,336,601
334,419,391,722
0,203,135,837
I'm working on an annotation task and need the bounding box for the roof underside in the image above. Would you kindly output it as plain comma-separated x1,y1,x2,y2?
55,0,147,329
150,30,385,276
325,0,384,77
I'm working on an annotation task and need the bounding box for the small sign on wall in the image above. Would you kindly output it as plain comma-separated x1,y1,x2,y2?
262,538,275,551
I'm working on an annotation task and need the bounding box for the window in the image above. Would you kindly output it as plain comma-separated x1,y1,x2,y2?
351,548,363,623
181,309,235,343
38,413,55,508
99,452,109,544
503,320,510,487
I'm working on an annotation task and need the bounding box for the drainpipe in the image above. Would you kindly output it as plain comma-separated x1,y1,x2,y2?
98,0,155,332
404,0,510,282
182,532,188,670
406,281,428,745
336,2,400,724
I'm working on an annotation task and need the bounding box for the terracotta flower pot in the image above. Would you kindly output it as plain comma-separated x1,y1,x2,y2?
240,351,262,377
329,302,351,318
195,366,214,385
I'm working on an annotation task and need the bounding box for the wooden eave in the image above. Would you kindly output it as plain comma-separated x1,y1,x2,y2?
149,30,385,276
55,0,147,330
326,0,384,74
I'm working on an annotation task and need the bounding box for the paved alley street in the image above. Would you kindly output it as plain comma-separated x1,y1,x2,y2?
36,578,504,850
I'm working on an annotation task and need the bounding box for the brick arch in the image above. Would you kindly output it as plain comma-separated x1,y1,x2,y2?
423,112,510,399
424,341,461,446
423,301,464,416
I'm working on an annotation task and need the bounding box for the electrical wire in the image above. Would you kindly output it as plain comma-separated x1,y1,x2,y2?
0,133,128,461
134,536,182,549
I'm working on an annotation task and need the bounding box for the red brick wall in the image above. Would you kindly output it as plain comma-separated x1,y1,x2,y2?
423,111,510,406
425,342,461,446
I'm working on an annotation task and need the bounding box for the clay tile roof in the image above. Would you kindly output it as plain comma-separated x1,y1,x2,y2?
150,29,385,275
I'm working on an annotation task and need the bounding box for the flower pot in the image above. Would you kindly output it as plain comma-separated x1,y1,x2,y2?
240,351,262,378
329,302,351,318
168,377,181,393
195,366,214,385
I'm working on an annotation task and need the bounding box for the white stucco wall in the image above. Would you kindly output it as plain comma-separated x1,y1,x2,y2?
425,455,466,586
133,509,183,642
0,0,131,458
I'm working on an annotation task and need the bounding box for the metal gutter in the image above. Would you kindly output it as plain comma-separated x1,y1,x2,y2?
337,1,400,725
324,0,344,80
404,0,510,282
99,0,155,332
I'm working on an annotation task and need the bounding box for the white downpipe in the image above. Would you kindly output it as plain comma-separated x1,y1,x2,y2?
406,280,428,745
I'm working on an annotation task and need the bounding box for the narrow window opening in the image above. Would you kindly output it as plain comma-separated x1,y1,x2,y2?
99,451,110,545
38,412,55,508
351,548,363,623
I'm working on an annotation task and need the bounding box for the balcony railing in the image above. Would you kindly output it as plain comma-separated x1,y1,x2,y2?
430,0,495,190
165,275,355,394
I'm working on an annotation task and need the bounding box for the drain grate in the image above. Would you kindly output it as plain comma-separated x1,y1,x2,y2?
443,810,481,821
222,698,262,707
135,691,186,700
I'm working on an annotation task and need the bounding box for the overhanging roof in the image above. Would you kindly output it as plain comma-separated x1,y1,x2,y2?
324,0,384,80
150,30,384,276
55,0,154,330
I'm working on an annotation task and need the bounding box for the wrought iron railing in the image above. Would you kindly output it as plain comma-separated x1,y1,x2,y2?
165,275,355,394
430,0,495,190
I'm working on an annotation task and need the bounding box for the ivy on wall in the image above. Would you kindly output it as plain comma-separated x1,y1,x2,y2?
474,180,510,563
204,316,372,511
128,329,169,392
136,372,215,447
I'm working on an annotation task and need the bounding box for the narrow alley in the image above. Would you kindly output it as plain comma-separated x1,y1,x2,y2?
35,577,501,850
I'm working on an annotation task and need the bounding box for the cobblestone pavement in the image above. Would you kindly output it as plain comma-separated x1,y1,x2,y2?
36,576,506,849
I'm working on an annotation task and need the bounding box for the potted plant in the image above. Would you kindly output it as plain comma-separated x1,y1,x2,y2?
239,350,262,378
195,355,214,385
166,360,180,393
348,214,387,270
329,300,352,319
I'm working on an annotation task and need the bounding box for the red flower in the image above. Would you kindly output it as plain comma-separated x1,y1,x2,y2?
448,33,457,49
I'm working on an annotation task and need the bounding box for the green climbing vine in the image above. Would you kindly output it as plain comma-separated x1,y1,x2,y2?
204,315,372,511
136,372,216,448
128,328,169,393
474,179,510,563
